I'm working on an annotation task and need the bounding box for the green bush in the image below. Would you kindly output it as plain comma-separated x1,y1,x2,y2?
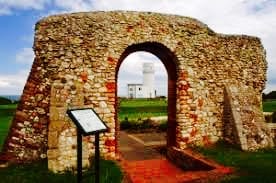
120,118,167,132
120,120,149,131
158,121,167,131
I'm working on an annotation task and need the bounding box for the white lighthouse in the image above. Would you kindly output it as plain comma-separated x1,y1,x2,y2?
127,62,156,98
143,63,155,98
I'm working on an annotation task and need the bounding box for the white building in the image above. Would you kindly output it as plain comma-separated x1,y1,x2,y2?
127,63,156,98
127,84,144,98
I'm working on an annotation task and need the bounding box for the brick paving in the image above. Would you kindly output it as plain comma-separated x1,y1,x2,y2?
120,158,233,183
119,132,233,183
121,159,187,183
119,131,164,161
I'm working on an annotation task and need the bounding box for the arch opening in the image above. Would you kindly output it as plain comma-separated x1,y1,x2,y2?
115,42,178,155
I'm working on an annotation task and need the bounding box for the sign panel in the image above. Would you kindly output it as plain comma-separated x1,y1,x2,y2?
67,108,108,135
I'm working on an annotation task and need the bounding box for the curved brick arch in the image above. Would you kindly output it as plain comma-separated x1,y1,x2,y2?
0,11,273,170
116,42,178,148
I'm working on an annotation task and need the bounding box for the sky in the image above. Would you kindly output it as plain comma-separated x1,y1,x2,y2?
0,0,276,96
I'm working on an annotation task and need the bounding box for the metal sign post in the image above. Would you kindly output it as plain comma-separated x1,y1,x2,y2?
95,132,100,183
67,108,108,183
77,129,82,183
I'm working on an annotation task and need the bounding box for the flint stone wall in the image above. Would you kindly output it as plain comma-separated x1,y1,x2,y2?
0,11,272,171
223,84,274,151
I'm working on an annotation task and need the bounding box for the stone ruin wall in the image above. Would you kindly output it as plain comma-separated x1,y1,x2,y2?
0,11,272,171
223,85,274,151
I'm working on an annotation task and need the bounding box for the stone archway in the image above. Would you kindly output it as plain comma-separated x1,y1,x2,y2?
0,11,273,172
115,42,178,151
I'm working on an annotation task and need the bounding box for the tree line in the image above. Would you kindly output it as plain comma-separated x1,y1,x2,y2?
0,96,19,105
263,91,276,100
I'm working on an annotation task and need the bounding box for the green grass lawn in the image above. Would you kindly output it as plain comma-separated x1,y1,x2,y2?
0,159,122,183
0,99,275,182
263,100,276,112
118,98,167,121
0,104,16,149
195,141,276,183
0,104,122,182
118,98,276,122
0,100,275,147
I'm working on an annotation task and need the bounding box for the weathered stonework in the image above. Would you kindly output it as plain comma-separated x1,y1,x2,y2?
0,11,273,172
223,84,274,150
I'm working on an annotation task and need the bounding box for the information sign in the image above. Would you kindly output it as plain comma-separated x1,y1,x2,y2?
67,108,108,183
67,108,108,135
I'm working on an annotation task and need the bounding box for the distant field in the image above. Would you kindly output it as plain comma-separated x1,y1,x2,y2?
118,98,167,121
263,100,276,112
118,99,276,121
0,104,16,149
0,99,275,149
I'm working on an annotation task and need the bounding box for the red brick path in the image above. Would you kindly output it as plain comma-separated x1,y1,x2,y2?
120,158,233,183
118,132,233,182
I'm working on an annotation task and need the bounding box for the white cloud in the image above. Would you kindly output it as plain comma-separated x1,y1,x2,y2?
264,83,276,94
50,0,276,92
0,80,10,87
0,48,33,95
0,6,10,15
0,70,29,95
0,0,48,15
112,0,276,95
15,47,34,65
2,0,276,94
53,0,93,12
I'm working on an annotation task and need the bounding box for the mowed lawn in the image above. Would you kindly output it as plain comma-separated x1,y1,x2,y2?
263,100,276,112
0,104,16,149
118,98,276,122
196,142,276,183
0,99,275,183
0,159,122,183
118,98,167,121
0,104,122,182
1,99,276,148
